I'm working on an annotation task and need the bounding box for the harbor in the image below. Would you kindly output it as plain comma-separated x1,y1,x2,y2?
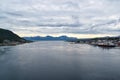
72,36,120,48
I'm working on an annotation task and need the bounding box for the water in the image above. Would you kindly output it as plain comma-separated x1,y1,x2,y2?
0,41,120,80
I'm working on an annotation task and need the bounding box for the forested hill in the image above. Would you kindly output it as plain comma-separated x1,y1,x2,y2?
0,28,29,45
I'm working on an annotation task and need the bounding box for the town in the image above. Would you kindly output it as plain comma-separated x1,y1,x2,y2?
71,36,120,47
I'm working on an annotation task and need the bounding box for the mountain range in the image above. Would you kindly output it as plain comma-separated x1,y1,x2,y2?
23,36,78,41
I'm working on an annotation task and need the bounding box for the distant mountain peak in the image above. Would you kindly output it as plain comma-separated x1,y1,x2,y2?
23,35,77,41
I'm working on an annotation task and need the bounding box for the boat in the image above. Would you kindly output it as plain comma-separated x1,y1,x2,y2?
97,44,116,47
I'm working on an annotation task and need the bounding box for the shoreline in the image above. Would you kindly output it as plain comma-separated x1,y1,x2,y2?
0,41,32,46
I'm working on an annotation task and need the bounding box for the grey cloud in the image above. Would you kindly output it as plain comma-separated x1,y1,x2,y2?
5,11,23,17
0,16,7,19
0,0,120,36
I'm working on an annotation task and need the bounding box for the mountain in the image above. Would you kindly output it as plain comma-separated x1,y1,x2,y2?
0,28,30,46
23,35,77,41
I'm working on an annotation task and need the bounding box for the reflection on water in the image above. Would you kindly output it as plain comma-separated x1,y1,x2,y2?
0,41,120,80
0,46,11,55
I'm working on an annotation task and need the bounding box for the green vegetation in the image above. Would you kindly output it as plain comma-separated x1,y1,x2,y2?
0,28,30,45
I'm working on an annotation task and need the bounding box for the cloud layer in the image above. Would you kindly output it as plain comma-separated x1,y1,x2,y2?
0,0,120,38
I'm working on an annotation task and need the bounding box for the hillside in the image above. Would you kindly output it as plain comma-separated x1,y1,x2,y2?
0,28,29,46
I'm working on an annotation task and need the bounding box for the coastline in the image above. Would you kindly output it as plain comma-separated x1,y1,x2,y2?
0,41,32,46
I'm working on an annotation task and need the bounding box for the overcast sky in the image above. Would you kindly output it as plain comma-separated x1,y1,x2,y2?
0,0,120,38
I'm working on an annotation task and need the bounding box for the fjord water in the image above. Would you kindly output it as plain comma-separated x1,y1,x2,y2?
0,41,120,80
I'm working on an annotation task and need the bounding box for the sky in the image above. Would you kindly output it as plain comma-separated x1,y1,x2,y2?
0,0,120,38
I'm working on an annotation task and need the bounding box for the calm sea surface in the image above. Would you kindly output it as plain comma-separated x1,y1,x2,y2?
0,41,120,80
